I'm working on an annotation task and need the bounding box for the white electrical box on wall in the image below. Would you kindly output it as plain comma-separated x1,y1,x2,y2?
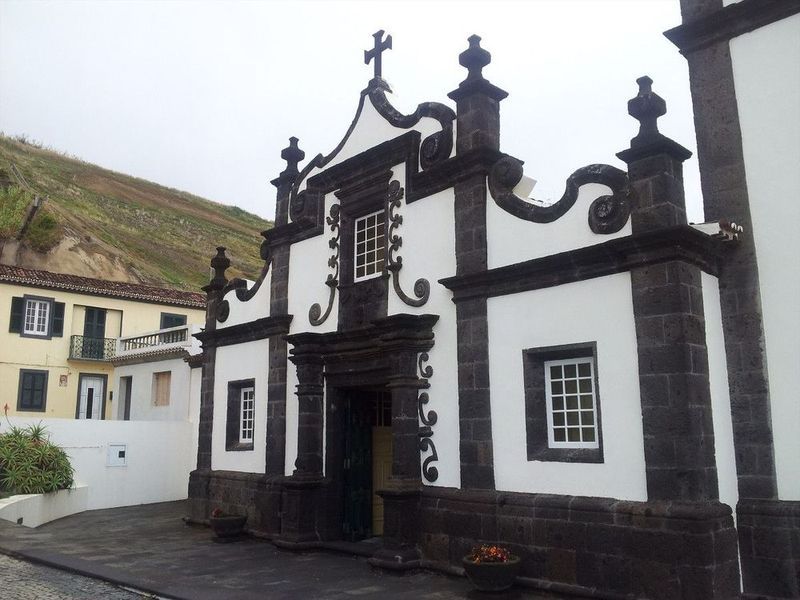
107,444,127,467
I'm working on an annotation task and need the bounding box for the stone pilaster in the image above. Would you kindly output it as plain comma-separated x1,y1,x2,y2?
276,345,324,547
665,1,798,594
618,78,719,502
195,247,230,471
447,35,506,490
265,137,303,476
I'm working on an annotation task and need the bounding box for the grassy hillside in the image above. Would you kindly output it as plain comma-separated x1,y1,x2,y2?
0,135,271,289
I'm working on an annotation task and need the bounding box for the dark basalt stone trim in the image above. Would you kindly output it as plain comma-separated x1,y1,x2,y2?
195,314,293,349
421,486,733,519
664,0,800,54
418,487,739,599
185,353,203,369
488,156,632,232
440,226,727,302
262,218,322,247
736,499,800,598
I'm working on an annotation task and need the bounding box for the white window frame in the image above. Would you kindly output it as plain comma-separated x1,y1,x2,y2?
544,357,599,449
353,209,386,282
23,298,50,336
239,386,255,444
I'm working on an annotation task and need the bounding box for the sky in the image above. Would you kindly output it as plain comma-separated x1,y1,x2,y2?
0,0,702,222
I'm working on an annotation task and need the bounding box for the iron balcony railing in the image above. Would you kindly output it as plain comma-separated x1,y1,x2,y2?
69,335,117,361
115,324,192,359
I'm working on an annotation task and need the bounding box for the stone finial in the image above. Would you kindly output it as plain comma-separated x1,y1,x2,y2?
616,75,691,165
280,137,304,176
271,137,304,191
628,76,667,146
208,246,230,289
448,34,508,103
459,35,491,82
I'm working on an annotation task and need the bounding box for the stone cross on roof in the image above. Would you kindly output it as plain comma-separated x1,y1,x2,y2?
364,30,392,79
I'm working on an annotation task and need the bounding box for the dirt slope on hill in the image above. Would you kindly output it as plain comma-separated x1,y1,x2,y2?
0,135,271,290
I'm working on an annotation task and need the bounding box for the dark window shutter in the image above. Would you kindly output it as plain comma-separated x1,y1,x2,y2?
51,302,65,337
9,297,24,333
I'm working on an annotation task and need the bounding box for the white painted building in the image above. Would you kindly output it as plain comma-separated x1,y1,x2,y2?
188,7,799,598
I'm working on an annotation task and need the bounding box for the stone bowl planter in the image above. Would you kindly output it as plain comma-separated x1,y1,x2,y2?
462,554,521,592
209,514,247,542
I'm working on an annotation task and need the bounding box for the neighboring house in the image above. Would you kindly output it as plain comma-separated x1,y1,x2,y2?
110,325,203,422
1,264,205,421
186,8,798,599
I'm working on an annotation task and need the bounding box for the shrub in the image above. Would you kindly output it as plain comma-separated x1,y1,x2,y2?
0,185,31,238
0,423,74,494
25,209,62,252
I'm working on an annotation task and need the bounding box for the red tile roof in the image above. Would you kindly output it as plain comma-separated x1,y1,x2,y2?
0,264,206,308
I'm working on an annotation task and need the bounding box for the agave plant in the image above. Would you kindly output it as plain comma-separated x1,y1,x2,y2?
0,423,73,495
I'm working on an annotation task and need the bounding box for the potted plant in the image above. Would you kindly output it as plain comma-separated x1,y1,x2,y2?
462,544,521,592
209,507,247,541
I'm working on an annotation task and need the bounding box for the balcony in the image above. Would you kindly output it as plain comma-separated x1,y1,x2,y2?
69,336,117,361
115,324,196,361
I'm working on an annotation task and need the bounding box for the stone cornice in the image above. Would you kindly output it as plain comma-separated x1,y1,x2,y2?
194,314,293,349
664,0,800,55
439,226,729,302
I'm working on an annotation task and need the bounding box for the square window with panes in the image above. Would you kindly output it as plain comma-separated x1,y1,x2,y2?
354,210,385,282
522,343,603,463
545,358,598,448
226,379,255,451
9,296,64,339
239,387,255,443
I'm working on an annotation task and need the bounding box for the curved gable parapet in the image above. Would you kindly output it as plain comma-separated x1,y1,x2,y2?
288,79,455,225
215,240,272,325
488,155,632,235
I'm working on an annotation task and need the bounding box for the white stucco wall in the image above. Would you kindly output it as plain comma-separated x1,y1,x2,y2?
487,181,632,270
287,196,340,335
702,273,738,514
211,339,269,473
4,417,193,510
385,172,460,488
215,272,272,329
487,273,648,501
113,357,192,422
730,14,800,500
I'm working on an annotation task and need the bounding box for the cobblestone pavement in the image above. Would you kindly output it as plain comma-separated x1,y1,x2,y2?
0,553,149,599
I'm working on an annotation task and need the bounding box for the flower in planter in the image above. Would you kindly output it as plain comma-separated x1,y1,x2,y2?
467,544,514,563
211,508,224,518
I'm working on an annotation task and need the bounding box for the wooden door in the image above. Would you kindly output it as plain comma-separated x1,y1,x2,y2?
342,397,371,541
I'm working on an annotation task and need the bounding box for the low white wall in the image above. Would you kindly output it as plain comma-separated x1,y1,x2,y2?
2,417,194,511
0,485,88,528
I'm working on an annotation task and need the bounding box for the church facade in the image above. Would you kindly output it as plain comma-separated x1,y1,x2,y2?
188,3,799,597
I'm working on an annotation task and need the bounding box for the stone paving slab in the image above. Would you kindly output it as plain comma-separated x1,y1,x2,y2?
0,501,560,600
